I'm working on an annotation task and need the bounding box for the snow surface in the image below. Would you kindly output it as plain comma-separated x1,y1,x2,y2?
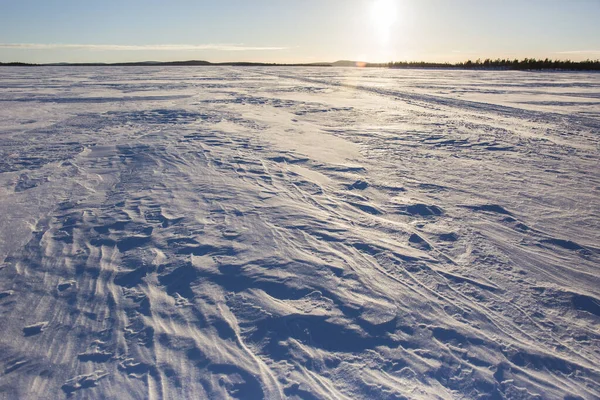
0,66,599,399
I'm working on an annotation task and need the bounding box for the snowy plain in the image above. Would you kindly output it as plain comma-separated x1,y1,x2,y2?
0,66,599,399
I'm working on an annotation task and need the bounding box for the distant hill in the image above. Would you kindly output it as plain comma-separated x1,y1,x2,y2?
43,60,213,67
0,60,331,67
331,60,366,67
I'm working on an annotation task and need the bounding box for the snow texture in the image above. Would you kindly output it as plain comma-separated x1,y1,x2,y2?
0,66,599,399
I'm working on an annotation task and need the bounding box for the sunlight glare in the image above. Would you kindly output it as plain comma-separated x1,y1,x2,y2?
369,0,399,46
370,0,398,31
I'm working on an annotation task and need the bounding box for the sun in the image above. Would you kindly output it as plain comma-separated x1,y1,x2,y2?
370,0,398,31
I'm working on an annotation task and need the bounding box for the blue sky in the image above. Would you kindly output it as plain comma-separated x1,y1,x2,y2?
1,0,599,63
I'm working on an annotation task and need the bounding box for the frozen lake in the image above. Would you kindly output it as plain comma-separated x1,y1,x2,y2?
0,67,599,399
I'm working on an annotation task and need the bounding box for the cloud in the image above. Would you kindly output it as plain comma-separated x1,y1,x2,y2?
0,43,287,51
554,50,600,55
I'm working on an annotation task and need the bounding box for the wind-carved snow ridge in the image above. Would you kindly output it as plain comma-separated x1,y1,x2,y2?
0,67,599,399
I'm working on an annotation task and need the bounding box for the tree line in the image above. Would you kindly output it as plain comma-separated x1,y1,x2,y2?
378,58,600,71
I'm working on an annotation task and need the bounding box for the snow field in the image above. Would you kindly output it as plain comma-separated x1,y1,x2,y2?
0,67,599,399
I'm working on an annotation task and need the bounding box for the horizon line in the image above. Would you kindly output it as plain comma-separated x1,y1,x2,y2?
2,58,600,69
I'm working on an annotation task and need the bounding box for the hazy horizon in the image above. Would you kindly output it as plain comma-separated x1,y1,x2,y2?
1,0,599,64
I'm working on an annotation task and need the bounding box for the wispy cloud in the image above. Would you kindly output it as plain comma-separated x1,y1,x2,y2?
0,43,287,51
554,50,600,55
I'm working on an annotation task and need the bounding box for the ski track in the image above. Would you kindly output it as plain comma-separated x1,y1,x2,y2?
0,66,599,399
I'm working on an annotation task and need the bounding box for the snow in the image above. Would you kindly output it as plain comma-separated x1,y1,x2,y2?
0,66,599,399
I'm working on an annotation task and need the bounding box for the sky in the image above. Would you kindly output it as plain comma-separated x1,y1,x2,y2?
1,0,599,64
